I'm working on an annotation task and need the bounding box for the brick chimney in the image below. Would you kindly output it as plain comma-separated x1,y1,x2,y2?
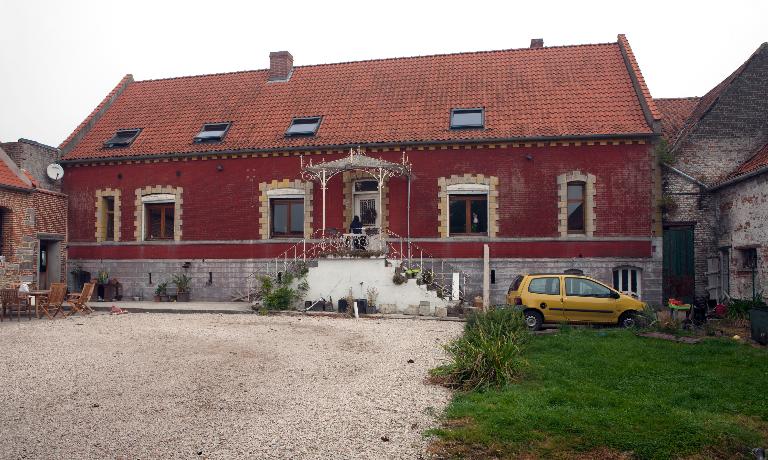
530,38,544,49
269,51,293,82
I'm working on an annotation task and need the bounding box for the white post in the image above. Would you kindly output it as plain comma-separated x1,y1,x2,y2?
321,169,327,236
483,244,490,310
378,168,383,231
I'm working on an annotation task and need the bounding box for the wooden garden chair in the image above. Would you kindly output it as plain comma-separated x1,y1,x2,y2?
1,288,32,321
64,282,95,317
37,283,68,319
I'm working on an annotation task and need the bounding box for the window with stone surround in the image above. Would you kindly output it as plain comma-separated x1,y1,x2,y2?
438,175,498,238
258,180,313,239
134,186,183,241
95,189,121,242
557,171,596,237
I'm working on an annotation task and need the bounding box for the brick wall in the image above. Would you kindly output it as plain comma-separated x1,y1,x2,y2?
0,188,68,288
714,173,768,299
672,49,768,185
64,142,655,243
0,139,62,193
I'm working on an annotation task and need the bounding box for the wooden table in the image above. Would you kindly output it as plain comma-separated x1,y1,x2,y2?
28,290,50,319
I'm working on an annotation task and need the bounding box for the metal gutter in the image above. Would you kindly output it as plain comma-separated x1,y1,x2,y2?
59,132,656,165
661,163,709,189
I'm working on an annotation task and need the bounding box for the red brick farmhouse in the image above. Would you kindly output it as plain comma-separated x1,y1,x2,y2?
60,35,664,306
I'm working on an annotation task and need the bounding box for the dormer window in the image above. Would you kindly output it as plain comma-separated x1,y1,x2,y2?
104,129,141,148
450,108,484,129
194,122,231,143
286,117,321,137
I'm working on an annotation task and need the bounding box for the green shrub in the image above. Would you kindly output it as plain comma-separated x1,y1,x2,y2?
264,286,298,310
728,296,766,320
258,271,309,311
432,308,531,391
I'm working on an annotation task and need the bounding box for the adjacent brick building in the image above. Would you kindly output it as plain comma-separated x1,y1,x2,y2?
60,35,664,305
0,139,68,289
657,42,768,305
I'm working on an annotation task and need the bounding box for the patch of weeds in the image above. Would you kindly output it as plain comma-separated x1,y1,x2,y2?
431,308,531,391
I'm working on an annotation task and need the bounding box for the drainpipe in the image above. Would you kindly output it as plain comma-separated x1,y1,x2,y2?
407,175,411,261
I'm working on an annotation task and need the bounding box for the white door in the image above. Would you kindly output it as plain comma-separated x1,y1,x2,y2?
354,194,379,227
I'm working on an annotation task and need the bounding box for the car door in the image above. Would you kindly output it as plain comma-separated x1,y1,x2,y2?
562,276,620,323
524,276,565,323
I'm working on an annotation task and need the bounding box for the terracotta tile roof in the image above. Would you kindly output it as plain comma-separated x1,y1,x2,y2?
0,147,32,191
654,97,700,142
722,143,768,183
62,37,656,161
617,34,661,122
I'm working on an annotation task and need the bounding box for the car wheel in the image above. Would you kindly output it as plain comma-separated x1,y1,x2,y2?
524,310,543,331
618,311,637,328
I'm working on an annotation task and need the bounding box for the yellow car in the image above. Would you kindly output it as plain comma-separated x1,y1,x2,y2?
506,273,645,330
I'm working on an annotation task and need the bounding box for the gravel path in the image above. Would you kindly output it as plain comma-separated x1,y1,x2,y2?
0,313,462,459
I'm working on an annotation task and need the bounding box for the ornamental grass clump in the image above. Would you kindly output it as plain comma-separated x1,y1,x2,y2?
432,308,531,391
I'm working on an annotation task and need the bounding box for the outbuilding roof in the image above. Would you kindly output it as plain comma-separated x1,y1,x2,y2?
61,35,658,161
654,97,700,143
0,147,33,191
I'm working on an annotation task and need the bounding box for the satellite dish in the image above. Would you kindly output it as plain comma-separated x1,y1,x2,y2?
46,163,64,181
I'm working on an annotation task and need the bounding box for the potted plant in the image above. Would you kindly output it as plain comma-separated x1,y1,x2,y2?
405,267,421,279
173,273,192,302
154,282,169,302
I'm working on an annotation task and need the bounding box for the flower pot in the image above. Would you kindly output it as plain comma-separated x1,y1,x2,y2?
153,295,161,302
177,291,190,302
160,295,170,302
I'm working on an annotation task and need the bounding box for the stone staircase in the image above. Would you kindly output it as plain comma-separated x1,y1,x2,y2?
303,257,450,315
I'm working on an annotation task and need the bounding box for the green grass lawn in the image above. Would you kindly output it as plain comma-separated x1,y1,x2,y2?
431,329,768,459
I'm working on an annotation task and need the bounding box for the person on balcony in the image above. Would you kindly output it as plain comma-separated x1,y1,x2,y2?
350,215,365,250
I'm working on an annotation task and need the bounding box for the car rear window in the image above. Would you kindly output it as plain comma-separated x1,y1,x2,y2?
508,275,523,293
565,277,613,298
528,277,560,295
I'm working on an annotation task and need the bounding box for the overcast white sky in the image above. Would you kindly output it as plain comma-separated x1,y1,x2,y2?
0,0,765,147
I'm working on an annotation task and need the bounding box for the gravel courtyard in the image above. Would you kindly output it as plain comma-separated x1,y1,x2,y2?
0,313,462,459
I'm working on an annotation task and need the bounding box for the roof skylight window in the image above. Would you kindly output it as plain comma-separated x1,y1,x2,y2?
285,117,322,137
104,129,141,148
194,122,231,143
450,108,484,129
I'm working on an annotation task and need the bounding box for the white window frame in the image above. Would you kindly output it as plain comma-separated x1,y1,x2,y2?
613,266,642,299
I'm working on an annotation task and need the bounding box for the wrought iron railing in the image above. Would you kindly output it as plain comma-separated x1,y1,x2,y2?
382,229,470,302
